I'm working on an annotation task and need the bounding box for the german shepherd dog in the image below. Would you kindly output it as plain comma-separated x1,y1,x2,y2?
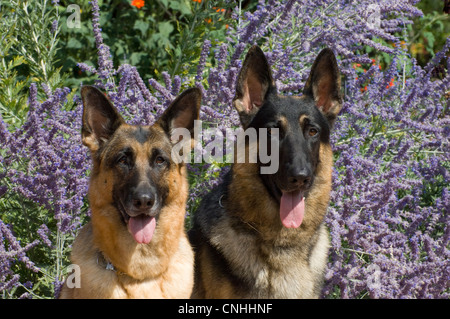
189,46,342,298
59,86,200,298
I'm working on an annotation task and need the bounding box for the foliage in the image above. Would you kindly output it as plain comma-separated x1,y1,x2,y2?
0,0,65,128
408,0,450,67
0,0,449,299
56,0,231,87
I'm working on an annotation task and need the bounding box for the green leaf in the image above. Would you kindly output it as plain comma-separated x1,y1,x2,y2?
67,38,83,49
9,56,26,69
422,31,435,50
169,0,192,16
133,20,149,36
130,52,146,66
158,21,174,38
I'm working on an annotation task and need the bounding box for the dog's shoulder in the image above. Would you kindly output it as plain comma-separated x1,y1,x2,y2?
70,222,95,261
189,170,232,243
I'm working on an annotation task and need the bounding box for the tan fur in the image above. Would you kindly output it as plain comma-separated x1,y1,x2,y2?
59,124,194,299
191,46,340,299
192,142,332,299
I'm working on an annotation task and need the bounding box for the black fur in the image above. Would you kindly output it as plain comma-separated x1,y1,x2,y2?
189,45,342,299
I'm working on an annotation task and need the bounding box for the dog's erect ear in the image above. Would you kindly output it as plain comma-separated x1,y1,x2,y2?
81,85,125,152
303,48,342,124
233,45,275,128
157,87,201,143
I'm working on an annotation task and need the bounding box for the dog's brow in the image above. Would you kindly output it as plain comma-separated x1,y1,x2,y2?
299,114,309,126
133,126,151,144
277,116,289,131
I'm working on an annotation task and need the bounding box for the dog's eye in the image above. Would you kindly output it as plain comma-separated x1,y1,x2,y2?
155,156,166,165
117,155,128,166
308,128,318,137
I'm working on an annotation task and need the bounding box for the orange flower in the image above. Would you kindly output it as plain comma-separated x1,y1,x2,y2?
213,7,226,13
131,0,145,9
386,78,395,89
392,41,407,49
192,0,202,3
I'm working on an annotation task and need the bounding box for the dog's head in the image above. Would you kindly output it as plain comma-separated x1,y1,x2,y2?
81,86,200,243
233,45,342,228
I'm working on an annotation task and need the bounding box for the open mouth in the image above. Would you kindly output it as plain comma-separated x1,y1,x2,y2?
262,181,307,228
116,200,157,244
127,214,156,244
279,189,305,229
270,183,309,229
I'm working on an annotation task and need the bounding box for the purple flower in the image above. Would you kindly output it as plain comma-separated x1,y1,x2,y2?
196,39,212,86
0,221,39,294
90,0,115,88
1,0,448,299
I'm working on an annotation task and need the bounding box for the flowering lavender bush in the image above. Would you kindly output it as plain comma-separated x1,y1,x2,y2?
0,0,448,298
324,45,450,298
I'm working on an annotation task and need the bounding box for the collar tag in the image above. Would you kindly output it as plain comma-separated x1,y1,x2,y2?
105,261,115,271
97,251,116,272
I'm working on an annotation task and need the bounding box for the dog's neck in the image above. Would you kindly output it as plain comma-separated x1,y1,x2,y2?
90,204,185,281
225,143,334,242
226,163,282,235
96,250,121,273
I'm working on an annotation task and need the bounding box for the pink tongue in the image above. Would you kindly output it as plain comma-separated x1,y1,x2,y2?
280,190,305,228
127,215,156,244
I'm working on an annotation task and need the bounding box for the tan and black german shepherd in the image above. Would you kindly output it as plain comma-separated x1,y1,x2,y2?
59,85,200,298
189,46,342,298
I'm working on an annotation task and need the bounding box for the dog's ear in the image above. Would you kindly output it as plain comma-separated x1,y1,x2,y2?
233,45,275,128
81,85,125,152
157,87,201,143
303,48,342,124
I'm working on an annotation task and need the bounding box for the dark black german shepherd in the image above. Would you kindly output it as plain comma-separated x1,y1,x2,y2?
189,45,342,298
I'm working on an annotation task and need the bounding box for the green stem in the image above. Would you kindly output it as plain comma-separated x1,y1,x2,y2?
170,3,200,77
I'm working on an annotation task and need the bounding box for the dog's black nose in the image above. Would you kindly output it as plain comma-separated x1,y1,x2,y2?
287,169,311,188
132,192,154,211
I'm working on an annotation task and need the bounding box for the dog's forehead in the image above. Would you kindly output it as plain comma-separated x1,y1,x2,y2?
113,125,170,151
281,95,316,111
118,125,159,140
266,95,319,122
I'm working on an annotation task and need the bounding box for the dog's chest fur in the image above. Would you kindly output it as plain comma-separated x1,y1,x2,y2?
208,209,329,298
